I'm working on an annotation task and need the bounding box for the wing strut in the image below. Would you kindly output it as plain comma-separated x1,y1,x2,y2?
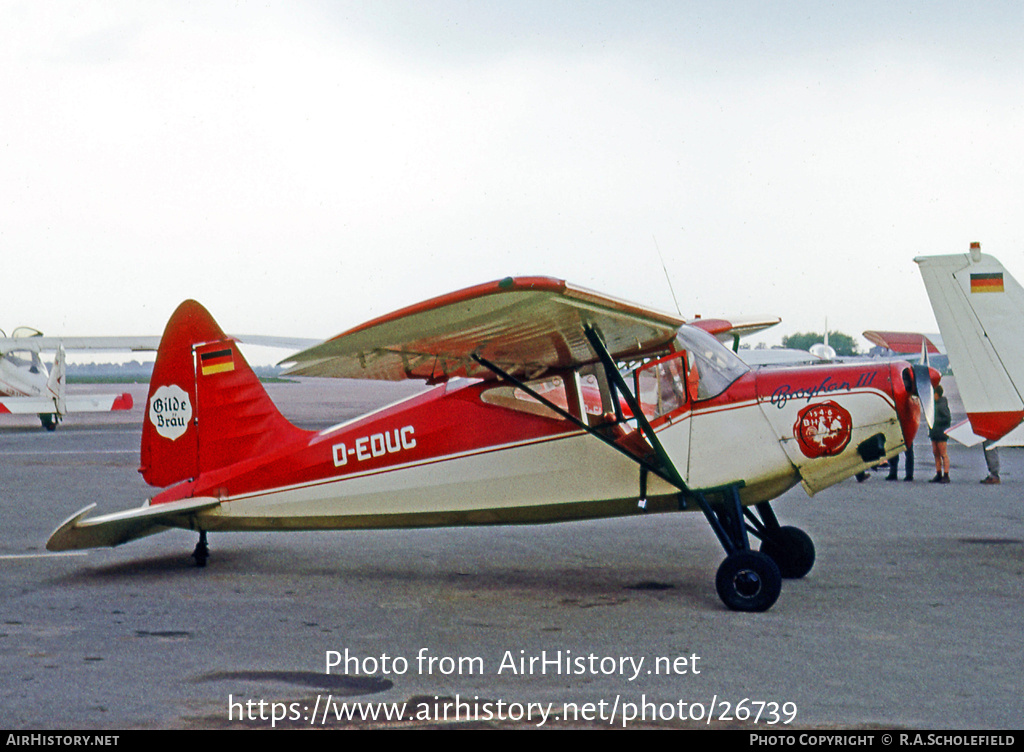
584,325,756,560
470,352,681,490
472,324,691,497
581,325,689,491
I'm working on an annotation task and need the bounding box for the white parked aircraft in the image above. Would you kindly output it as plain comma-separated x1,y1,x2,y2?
1,328,317,430
0,330,157,430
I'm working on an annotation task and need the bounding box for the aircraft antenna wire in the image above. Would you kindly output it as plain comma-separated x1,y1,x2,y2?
653,235,682,317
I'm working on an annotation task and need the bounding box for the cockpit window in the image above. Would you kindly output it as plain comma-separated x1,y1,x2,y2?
674,325,750,401
635,353,687,420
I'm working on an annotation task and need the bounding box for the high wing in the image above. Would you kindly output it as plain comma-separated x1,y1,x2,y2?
0,334,317,355
0,336,161,355
863,331,945,356
689,315,781,343
282,276,688,381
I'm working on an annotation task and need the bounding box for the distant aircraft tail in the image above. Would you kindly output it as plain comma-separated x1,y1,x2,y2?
139,300,312,488
915,243,1024,441
45,345,67,416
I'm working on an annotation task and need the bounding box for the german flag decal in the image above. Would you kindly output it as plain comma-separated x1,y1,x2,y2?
200,348,235,375
971,272,1004,293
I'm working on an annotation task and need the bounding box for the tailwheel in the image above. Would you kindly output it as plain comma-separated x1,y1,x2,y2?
715,551,781,612
759,526,815,579
192,531,209,568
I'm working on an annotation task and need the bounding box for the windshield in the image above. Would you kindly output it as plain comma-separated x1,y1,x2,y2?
674,325,750,401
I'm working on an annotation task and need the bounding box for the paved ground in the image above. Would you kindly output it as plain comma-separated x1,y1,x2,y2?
0,379,1021,729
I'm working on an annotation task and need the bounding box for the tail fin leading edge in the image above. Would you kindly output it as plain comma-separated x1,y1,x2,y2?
915,245,1024,441
140,300,312,489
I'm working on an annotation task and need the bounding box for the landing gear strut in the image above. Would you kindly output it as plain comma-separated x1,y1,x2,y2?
747,502,815,579
192,530,209,567
691,488,813,612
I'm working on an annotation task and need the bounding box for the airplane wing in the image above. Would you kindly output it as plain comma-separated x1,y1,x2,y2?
0,336,161,355
863,331,944,355
282,276,687,381
0,334,317,355
47,498,221,551
689,315,781,342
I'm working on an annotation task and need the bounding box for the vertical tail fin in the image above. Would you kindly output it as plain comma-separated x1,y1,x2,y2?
915,243,1024,440
140,300,312,488
46,345,67,416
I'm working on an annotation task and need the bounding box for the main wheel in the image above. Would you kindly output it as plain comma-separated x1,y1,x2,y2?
715,551,782,612
759,526,815,579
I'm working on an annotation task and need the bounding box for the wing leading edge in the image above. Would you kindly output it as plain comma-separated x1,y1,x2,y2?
282,276,688,382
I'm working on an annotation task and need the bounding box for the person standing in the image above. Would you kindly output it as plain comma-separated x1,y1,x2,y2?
887,443,914,481
929,384,951,483
981,439,1001,484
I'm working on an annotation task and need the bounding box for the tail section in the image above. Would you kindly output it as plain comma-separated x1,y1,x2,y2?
140,300,312,488
45,345,67,416
915,243,1024,440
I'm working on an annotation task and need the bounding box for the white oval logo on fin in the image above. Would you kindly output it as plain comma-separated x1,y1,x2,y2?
149,384,193,441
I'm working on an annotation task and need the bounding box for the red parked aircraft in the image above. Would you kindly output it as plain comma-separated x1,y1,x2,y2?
48,277,922,612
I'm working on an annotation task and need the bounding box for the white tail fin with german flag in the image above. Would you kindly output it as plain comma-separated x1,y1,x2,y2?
915,243,1024,441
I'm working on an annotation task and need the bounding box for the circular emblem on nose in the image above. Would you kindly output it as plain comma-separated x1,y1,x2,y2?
793,400,852,458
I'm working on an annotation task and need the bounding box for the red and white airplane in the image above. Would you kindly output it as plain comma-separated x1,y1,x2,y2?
916,243,1024,446
48,277,923,612
0,329,145,430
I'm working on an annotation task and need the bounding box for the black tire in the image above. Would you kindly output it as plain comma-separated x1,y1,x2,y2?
192,535,209,568
39,414,58,431
715,551,782,612
759,526,815,579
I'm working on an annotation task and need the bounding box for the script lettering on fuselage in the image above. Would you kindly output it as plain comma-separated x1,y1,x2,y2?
769,371,876,410
332,425,416,468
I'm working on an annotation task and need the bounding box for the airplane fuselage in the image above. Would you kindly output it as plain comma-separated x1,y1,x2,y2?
0,353,49,398
148,358,916,533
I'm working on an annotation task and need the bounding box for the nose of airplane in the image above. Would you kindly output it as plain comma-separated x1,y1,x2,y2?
890,362,923,445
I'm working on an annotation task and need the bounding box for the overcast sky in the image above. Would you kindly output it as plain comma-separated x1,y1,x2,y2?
3,1,1022,361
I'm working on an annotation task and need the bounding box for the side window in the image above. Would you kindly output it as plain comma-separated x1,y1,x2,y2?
635,353,688,420
480,375,569,420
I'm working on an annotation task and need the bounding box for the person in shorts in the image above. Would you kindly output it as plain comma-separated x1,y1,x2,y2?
929,383,952,483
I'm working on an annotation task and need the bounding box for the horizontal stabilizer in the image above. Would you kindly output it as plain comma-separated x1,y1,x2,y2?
63,393,134,413
946,418,1024,448
0,397,58,415
46,497,220,551
0,393,132,415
